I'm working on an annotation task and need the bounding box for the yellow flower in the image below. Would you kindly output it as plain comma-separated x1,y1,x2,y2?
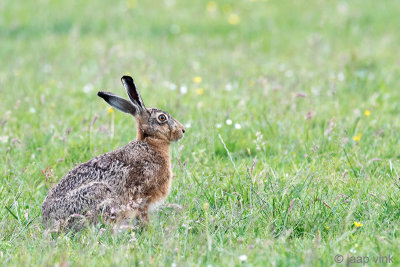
355,244,359,248
126,0,137,9
206,1,218,13
353,133,362,141
203,202,209,211
228,13,240,25
107,107,114,113
193,76,202,83
196,88,204,95
325,226,330,231
222,4,232,14
354,221,363,228
364,109,371,116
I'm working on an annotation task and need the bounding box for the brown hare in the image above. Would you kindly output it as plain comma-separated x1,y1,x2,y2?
41,76,185,231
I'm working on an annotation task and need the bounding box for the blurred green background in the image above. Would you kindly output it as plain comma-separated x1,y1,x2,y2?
1,0,400,266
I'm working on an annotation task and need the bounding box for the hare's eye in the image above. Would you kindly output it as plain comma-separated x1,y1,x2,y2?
158,114,167,122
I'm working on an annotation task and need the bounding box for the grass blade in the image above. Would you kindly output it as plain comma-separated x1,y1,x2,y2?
5,206,18,221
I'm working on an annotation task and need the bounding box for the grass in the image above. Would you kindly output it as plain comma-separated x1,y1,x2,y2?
1,0,400,265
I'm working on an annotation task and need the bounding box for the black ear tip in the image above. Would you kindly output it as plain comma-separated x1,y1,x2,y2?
121,75,134,84
97,91,106,98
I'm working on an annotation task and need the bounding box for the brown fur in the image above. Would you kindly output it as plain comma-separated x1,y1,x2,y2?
41,76,185,231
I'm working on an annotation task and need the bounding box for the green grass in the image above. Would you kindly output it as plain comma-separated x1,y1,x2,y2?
1,0,400,265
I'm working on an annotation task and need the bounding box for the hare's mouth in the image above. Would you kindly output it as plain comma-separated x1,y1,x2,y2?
171,130,184,142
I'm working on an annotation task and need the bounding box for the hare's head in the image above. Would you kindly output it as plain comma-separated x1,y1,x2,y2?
98,76,185,143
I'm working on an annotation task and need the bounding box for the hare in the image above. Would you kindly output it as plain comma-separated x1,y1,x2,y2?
41,76,185,231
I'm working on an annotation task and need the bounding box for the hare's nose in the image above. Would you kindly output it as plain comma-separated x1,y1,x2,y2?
182,128,186,134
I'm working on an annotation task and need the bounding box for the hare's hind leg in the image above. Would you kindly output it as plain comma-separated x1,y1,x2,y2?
65,214,88,231
42,182,116,230
61,198,123,231
95,197,137,225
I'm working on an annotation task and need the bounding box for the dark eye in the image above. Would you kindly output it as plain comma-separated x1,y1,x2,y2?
158,114,167,122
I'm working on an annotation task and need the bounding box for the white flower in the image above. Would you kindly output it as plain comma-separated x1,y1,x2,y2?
239,255,248,262
338,72,345,81
168,82,177,90
83,83,94,94
5,111,11,119
180,85,187,95
337,2,349,14
216,123,222,129
226,119,232,125
171,263,177,267
164,0,176,7
234,123,241,129
285,70,293,77
184,122,191,128
0,136,8,143
42,64,52,73
31,154,35,159
29,107,36,113
225,83,233,91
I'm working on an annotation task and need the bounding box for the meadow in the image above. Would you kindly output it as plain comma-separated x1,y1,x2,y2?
1,0,400,265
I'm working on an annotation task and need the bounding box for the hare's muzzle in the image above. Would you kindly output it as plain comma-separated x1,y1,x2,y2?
170,120,185,141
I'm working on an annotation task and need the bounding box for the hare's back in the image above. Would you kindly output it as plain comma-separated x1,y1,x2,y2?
46,152,130,199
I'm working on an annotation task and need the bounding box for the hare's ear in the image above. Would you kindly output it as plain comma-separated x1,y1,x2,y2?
121,76,146,110
98,91,139,115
